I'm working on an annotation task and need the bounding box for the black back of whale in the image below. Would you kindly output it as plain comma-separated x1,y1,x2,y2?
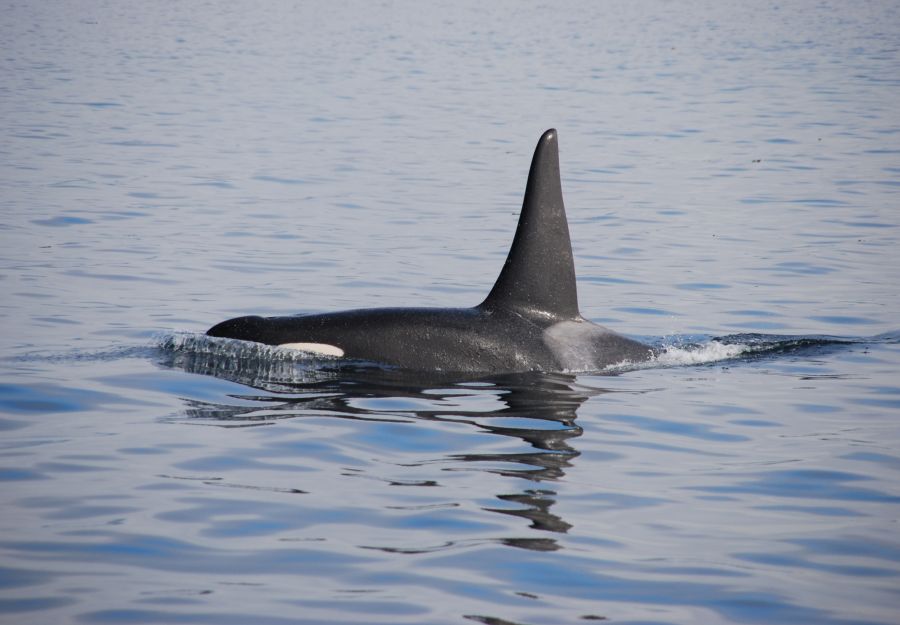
207,130,653,373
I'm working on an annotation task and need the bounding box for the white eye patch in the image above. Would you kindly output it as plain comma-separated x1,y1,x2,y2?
278,343,345,357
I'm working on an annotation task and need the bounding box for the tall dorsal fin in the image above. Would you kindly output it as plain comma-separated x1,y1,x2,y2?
480,129,580,320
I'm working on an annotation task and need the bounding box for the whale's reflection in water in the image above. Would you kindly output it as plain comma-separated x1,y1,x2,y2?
160,345,618,550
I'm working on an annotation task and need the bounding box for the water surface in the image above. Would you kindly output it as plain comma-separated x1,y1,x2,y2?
2,1,899,624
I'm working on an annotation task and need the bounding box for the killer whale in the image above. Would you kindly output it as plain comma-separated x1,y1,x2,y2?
207,129,654,373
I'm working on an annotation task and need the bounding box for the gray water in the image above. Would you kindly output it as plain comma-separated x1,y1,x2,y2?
2,1,900,623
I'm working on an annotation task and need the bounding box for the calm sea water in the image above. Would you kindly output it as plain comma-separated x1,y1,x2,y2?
2,1,899,624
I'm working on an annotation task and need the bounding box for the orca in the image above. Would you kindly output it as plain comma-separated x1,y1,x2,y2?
207,129,654,373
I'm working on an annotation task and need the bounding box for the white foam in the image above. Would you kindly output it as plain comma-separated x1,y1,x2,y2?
158,332,342,361
652,341,750,366
601,339,755,372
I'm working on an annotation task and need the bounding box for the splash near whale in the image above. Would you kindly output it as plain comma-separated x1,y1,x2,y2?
207,130,654,373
